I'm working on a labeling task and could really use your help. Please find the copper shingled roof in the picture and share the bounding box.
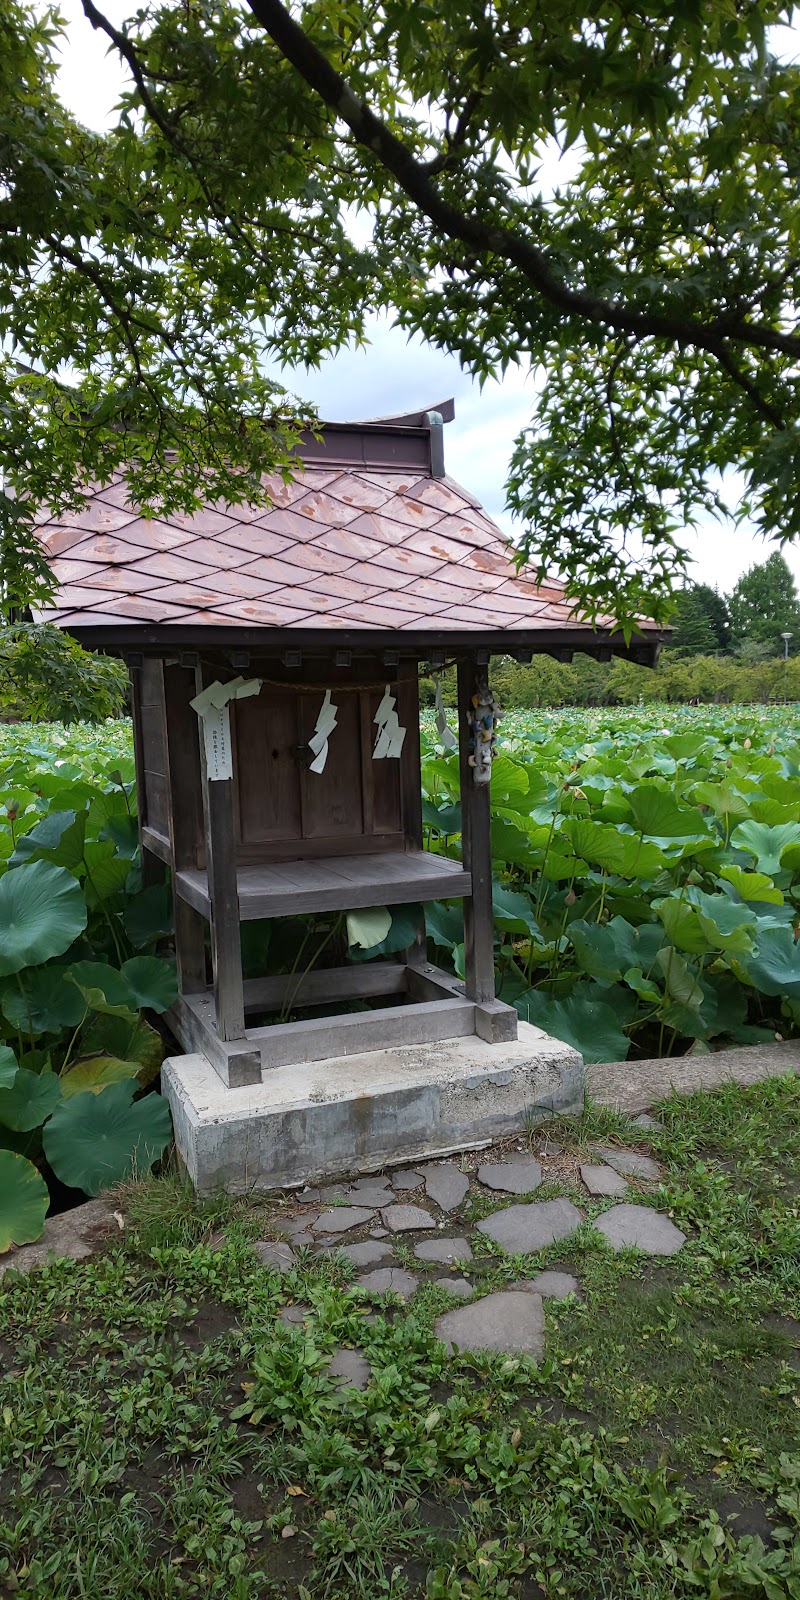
[35,407,664,654]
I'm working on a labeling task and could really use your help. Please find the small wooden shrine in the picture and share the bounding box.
[39,402,665,1092]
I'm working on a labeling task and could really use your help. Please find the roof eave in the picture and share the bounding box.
[48,619,668,667]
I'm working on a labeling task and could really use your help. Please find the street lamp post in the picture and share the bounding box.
[781,631,792,701]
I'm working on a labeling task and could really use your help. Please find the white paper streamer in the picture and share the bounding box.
[373,683,406,760]
[189,677,263,782]
[309,689,338,773]
[434,675,457,750]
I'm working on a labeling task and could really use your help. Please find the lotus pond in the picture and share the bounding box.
[1,701,799,1249]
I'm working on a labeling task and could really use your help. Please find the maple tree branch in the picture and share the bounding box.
[244,0,800,363]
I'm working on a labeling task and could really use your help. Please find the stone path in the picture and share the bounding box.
[255,1142,691,1359]
[14,1141,691,1371]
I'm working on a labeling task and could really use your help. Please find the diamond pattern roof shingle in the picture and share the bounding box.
[36,462,661,647]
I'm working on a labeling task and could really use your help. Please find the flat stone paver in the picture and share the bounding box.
[391,1169,423,1191]
[536,1139,563,1156]
[593,1204,686,1256]
[254,1241,296,1271]
[356,1267,419,1300]
[313,1207,375,1234]
[279,1214,320,1242]
[514,1271,581,1300]
[345,1186,393,1208]
[370,1228,389,1239]
[415,1236,473,1265]
[350,1175,391,1194]
[421,1163,470,1211]
[631,1114,665,1132]
[594,1146,660,1181]
[476,1199,584,1254]
[336,1240,394,1268]
[381,1203,437,1232]
[580,1163,628,1198]
[317,1183,349,1202]
[477,1159,542,1195]
[327,1349,371,1390]
[296,1188,321,1204]
[435,1291,546,1357]
[434,1277,474,1299]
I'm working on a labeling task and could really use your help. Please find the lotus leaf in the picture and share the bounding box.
[516,984,630,1064]
[423,801,462,835]
[67,961,139,1020]
[123,881,174,947]
[424,901,463,951]
[81,841,134,905]
[61,1056,141,1097]
[76,1014,164,1086]
[346,907,392,951]
[735,927,800,1000]
[43,1080,172,1195]
[347,904,424,961]
[656,948,703,1011]
[0,860,87,977]
[490,756,529,804]
[628,785,708,840]
[120,956,178,1014]
[10,808,86,869]
[692,782,751,821]
[491,885,539,935]
[1,966,87,1035]
[0,1047,17,1090]
[731,821,800,877]
[720,866,784,906]
[0,1068,61,1132]
[655,895,713,955]
[0,1151,50,1252]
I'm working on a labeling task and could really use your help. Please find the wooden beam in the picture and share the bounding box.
[457,656,496,1005]
[167,996,261,1088]
[195,666,246,1041]
[242,961,407,1013]
[408,962,517,1042]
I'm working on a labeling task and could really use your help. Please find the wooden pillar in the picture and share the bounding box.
[163,663,207,996]
[398,660,427,967]
[457,655,496,1005]
[195,666,246,1041]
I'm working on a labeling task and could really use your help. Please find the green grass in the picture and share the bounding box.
[1,1077,799,1598]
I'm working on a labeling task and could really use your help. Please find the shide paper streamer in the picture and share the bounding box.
[433,674,457,751]
[308,689,338,774]
[189,677,262,781]
[373,685,406,760]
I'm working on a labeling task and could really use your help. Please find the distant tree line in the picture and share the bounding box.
[422,553,800,710]
[668,552,800,661]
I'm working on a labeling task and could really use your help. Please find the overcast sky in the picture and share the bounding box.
[52,1,800,596]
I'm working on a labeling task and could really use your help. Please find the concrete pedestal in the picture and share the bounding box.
[162,1023,584,1195]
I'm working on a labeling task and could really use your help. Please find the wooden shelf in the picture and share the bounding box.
[175,848,471,922]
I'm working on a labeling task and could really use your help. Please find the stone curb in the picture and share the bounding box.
[1,1196,125,1280]
[586,1040,800,1116]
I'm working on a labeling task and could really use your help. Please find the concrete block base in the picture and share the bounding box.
[162,1023,584,1196]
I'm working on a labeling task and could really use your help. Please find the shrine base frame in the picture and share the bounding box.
[167,959,519,1088]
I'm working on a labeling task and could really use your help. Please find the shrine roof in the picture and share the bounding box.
[35,404,666,661]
